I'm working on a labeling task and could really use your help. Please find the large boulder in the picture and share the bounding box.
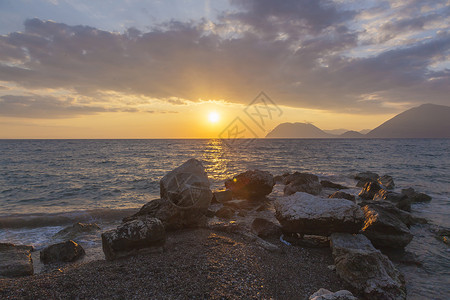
[355,171,379,188]
[212,190,232,203]
[360,202,413,248]
[373,189,410,211]
[309,288,357,300]
[275,192,364,236]
[160,158,212,209]
[53,222,100,239]
[283,172,322,196]
[377,175,395,190]
[124,159,213,230]
[358,181,382,200]
[360,200,424,227]
[225,170,274,200]
[330,233,406,300]
[40,240,85,264]
[0,243,34,278]
[102,217,165,260]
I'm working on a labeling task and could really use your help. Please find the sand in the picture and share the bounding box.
[0,228,355,299]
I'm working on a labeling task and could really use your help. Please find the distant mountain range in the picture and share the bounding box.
[266,103,450,138]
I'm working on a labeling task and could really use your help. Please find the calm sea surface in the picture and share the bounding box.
[0,139,449,298]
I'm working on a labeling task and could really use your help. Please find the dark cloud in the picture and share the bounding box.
[0,0,449,118]
[0,95,110,118]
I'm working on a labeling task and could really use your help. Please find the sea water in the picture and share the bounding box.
[0,139,449,298]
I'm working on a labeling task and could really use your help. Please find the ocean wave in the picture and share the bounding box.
[0,207,139,229]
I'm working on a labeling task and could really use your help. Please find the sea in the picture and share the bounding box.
[0,139,449,299]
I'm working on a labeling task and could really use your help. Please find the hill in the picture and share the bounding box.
[366,103,450,138]
[340,131,365,138]
[265,122,334,138]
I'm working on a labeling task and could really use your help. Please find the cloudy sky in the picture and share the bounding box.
[0,0,449,138]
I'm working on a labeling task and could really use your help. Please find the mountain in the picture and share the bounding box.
[265,122,334,138]
[340,130,365,138]
[359,129,371,135]
[323,128,350,135]
[366,103,450,138]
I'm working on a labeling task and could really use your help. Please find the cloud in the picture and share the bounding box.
[0,0,449,119]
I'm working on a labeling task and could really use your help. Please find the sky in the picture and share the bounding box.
[0,0,449,138]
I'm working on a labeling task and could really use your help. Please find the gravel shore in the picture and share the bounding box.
[0,228,354,299]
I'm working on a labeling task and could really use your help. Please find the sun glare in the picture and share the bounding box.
[208,111,220,123]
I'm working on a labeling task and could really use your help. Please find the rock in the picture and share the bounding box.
[283,172,322,196]
[275,192,364,236]
[160,158,212,209]
[382,249,423,266]
[40,240,85,264]
[123,198,208,230]
[237,211,248,217]
[309,288,357,300]
[0,243,34,278]
[355,171,379,181]
[401,187,432,203]
[330,233,406,300]
[205,209,215,218]
[373,189,410,211]
[101,217,165,260]
[251,218,282,238]
[378,175,395,189]
[356,178,374,188]
[215,206,235,219]
[53,222,100,239]
[358,181,381,200]
[212,190,233,203]
[360,200,422,227]
[282,233,329,248]
[328,191,355,201]
[360,202,413,248]
[225,170,274,200]
[320,180,348,190]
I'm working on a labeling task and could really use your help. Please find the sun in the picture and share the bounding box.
[208,111,220,123]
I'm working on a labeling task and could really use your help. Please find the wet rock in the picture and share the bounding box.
[275,192,364,236]
[330,233,406,300]
[320,180,348,190]
[283,172,322,196]
[309,288,357,300]
[401,187,432,203]
[360,202,413,248]
[378,175,395,190]
[358,181,382,200]
[0,243,34,278]
[160,158,212,209]
[373,189,410,211]
[101,217,165,260]
[251,218,282,238]
[40,240,85,264]
[53,222,100,239]
[215,207,235,219]
[225,170,274,200]
[123,198,208,230]
[328,191,355,201]
[212,190,232,203]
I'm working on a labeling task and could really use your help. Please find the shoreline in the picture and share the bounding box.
[0,228,354,299]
